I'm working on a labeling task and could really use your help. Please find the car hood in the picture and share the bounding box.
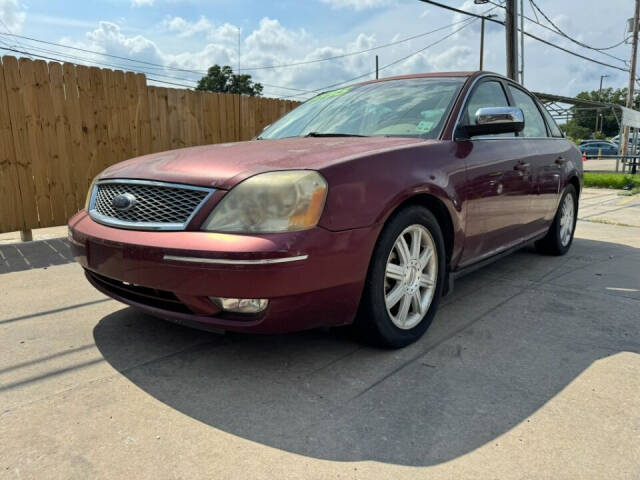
[98,137,425,190]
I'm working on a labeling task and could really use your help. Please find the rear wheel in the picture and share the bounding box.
[356,206,445,348]
[535,184,578,256]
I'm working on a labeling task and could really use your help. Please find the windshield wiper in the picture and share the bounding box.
[304,132,368,138]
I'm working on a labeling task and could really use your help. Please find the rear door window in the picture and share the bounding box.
[539,104,563,137]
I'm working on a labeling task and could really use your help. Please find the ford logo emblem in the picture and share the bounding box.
[111,193,136,211]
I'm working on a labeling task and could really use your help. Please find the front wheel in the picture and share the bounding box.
[356,206,446,348]
[535,184,578,255]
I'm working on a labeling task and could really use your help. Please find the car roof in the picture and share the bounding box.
[351,71,482,89]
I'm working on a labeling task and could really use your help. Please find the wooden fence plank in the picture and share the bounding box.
[49,61,76,219]
[103,69,121,168]
[183,89,195,147]
[239,95,248,141]
[62,63,85,211]
[193,91,205,146]
[135,74,152,155]
[20,58,54,227]
[156,87,170,151]
[89,67,111,175]
[226,94,237,142]
[0,59,24,232]
[201,91,213,145]
[110,70,131,161]
[124,72,139,157]
[33,60,67,226]
[2,56,38,230]
[167,87,180,150]
[77,65,100,191]
[148,86,161,152]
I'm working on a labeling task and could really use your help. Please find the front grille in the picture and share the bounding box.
[90,180,213,230]
[87,270,192,314]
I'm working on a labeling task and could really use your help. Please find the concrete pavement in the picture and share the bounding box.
[578,188,640,227]
[0,191,639,479]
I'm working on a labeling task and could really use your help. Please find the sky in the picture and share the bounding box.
[0,0,635,100]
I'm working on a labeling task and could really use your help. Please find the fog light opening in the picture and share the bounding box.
[210,297,269,314]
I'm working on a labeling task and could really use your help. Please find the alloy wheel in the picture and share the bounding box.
[559,192,575,247]
[384,224,438,330]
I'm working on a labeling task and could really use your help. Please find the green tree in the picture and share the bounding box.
[563,87,640,139]
[196,65,263,97]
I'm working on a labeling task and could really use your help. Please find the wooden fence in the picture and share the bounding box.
[0,55,300,235]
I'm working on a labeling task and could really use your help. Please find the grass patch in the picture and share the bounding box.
[583,172,640,193]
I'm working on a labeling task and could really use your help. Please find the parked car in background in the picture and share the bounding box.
[611,134,639,153]
[579,140,619,157]
[68,71,582,348]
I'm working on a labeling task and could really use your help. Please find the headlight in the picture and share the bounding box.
[84,177,98,210]
[201,170,328,233]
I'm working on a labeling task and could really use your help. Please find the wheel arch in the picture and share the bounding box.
[383,193,456,269]
[568,174,581,197]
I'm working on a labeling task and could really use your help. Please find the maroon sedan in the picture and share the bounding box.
[68,71,582,348]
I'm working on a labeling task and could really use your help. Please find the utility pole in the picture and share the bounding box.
[505,0,519,81]
[480,16,486,70]
[376,55,379,79]
[621,0,640,158]
[519,0,524,83]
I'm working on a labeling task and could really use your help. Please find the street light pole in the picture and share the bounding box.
[598,74,609,101]
[597,75,609,134]
[479,14,497,71]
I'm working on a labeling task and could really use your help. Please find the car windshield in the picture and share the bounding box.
[259,77,466,140]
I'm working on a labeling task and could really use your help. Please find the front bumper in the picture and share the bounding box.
[68,211,380,333]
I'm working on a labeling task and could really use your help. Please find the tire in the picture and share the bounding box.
[355,206,446,348]
[535,184,578,256]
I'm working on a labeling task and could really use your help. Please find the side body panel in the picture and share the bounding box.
[454,138,537,266]
[318,141,467,268]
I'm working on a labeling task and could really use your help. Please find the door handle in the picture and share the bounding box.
[514,161,530,171]
[554,156,567,165]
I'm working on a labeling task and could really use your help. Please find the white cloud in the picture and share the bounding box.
[208,22,240,45]
[161,15,212,37]
[0,0,26,33]
[131,0,154,7]
[320,0,393,11]
[82,21,166,66]
[55,0,632,101]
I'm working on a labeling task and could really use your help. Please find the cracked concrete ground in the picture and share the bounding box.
[0,190,639,479]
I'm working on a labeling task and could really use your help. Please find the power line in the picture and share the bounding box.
[0,31,205,74]
[486,0,628,63]
[0,13,492,95]
[237,17,473,71]
[0,16,477,75]
[417,0,630,74]
[0,18,34,59]
[0,44,312,98]
[280,16,480,99]
[528,0,629,52]
[0,46,198,88]
[0,33,315,94]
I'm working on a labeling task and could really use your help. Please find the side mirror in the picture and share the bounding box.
[456,107,524,139]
